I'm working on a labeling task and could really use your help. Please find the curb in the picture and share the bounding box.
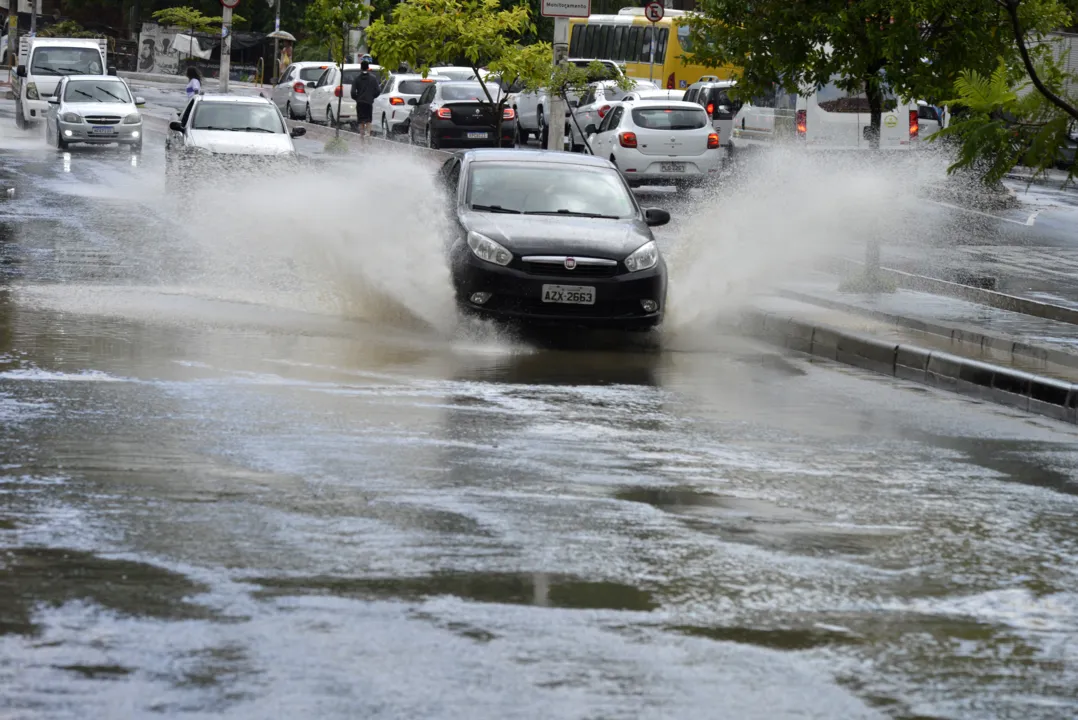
[776,287,1078,372]
[742,308,1078,424]
[283,119,451,163]
[824,257,1078,327]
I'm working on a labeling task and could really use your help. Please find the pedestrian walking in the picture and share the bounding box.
[185,66,202,99]
[350,60,380,138]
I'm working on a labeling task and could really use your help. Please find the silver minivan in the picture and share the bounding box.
[683,78,740,149]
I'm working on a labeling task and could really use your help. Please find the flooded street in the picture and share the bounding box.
[2,105,1078,719]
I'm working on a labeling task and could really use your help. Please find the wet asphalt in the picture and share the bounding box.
[1,93,1078,719]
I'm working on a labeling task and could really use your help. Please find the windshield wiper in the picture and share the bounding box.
[470,204,521,214]
[57,67,84,74]
[32,66,60,75]
[238,127,276,133]
[195,126,233,131]
[95,86,125,102]
[71,89,95,100]
[526,210,620,219]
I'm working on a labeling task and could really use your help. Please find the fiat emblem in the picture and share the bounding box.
[564,257,577,270]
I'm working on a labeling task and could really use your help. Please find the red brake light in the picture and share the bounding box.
[706,102,714,116]
[293,81,306,94]
[619,131,637,148]
[334,86,342,97]
[503,107,515,120]
[707,132,719,149]
[390,97,405,106]
[437,107,453,119]
[598,104,611,118]
[421,78,433,82]
[666,72,675,90]
[909,109,919,139]
[796,109,807,136]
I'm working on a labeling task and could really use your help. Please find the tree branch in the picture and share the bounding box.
[1004,0,1078,123]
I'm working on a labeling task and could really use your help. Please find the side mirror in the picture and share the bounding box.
[47,96,60,105]
[584,124,598,136]
[306,81,316,89]
[108,66,117,76]
[643,208,670,227]
[169,120,184,132]
[290,126,306,138]
[16,65,26,78]
[569,100,579,108]
[407,98,418,106]
[135,97,146,107]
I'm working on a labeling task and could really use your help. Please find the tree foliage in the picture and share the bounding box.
[38,20,100,38]
[151,6,244,34]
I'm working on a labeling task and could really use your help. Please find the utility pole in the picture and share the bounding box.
[272,0,281,82]
[30,0,38,37]
[546,16,568,151]
[220,6,233,92]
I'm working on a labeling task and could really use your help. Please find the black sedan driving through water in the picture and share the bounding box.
[440,149,670,330]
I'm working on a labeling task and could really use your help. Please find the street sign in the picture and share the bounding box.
[541,0,590,18]
[643,1,664,22]
[220,0,241,8]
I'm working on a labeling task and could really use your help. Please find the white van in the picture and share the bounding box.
[794,75,939,148]
[731,83,799,144]
[13,37,112,129]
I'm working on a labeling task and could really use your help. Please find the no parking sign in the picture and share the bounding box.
[643,1,664,22]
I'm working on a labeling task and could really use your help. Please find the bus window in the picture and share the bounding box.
[612,26,625,62]
[602,26,617,59]
[640,26,653,63]
[584,25,599,57]
[657,28,669,63]
[676,23,692,54]
[570,25,584,56]
[626,26,641,62]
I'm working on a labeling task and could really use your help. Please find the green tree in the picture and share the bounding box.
[38,20,100,38]
[304,0,368,138]
[152,6,245,65]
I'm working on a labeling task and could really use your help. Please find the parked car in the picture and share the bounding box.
[270,61,331,119]
[372,73,450,137]
[409,80,516,149]
[584,100,721,188]
[514,59,626,145]
[438,148,670,331]
[568,79,658,151]
[305,63,383,127]
[428,66,488,82]
[44,74,144,152]
[165,95,306,181]
[684,78,739,150]
[620,89,685,103]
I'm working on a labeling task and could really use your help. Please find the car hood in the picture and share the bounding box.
[187,129,295,155]
[63,101,137,117]
[460,211,653,258]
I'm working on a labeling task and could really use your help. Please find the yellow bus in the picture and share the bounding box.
[567,8,738,91]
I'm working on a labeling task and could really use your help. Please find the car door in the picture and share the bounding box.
[45,76,65,138]
[590,103,620,157]
[310,68,333,121]
[272,64,295,110]
[411,85,436,140]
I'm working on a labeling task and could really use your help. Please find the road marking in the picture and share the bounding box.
[927,199,1036,227]
[1025,209,1043,226]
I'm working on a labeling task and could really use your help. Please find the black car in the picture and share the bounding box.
[409,81,517,149]
[439,149,671,331]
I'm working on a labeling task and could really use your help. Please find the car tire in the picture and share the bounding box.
[14,100,26,130]
[285,101,294,119]
[327,105,335,128]
[425,124,439,150]
[539,122,549,149]
[305,104,314,124]
[56,124,68,151]
[381,114,389,138]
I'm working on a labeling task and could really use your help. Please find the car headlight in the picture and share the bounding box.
[26,83,39,100]
[61,112,82,123]
[123,113,141,124]
[466,231,512,266]
[624,240,659,273]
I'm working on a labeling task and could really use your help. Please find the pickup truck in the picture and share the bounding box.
[12,36,113,129]
[513,59,623,145]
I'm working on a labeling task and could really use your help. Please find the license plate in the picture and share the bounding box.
[660,162,686,172]
[541,284,595,305]
[467,131,488,139]
[90,126,116,135]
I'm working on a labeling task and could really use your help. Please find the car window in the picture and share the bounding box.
[281,65,294,83]
[63,79,132,103]
[596,108,615,133]
[609,106,625,128]
[817,75,897,113]
[579,88,596,107]
[341,69,363,85]
[441,83,503,101]
[631,106,708,130]
[468,163,636,218]
[31,46,103,76]
[438,158,461,194]
[918,105,939,122]
[191,102,285,133]
[419,86,435,105]
[399,79,438,95]
[299,66,327,82]
[684,88,699,103]
[605,84,631,102]
[315,69,331,88]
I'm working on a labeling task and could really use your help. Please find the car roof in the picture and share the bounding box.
[690,80,736,88]
[395,73,449,80]
[292,61,332,67]
[61,74,127,82]
[621,99,706,109]
[460,148,615,169]
[196,94,274,105]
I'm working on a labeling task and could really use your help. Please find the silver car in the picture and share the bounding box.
[44,74,144,152]
[270,61,332,120]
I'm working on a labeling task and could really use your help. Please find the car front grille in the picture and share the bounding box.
[519,261,619,278]
[84,115,122,125]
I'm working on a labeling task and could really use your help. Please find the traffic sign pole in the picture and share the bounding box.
[541,0,591,152]
[643,1,664,86]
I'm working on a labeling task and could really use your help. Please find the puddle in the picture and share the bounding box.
[673,624,861,651]
[251,571,659,612]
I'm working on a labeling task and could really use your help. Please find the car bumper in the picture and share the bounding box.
[24,98,49,119]
[620,155,721,184]
[430,119,517,147]
[386,108,414,132]
[59,120,142,144]
[450,243,666,329]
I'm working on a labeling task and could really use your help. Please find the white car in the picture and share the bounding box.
[569,79,658,150]
[585,100,721,188]
[44,74,144,152]
[305,63,383,127]
[620,89,685,102]
[514,59,626,144]
[270,60,331,119]
[427,66,487,82]
[372,73,449,137]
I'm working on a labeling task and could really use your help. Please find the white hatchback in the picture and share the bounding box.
[372,73,449,137]
[305,63,382,127]
[585,100,721,188]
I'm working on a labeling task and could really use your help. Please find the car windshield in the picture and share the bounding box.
[631,107,707,130]
[341,69,364,85]
[299,66,327,81]
[468,163,636,218]
[30,47,103,76]
[63,80,131,103]
[442,83,504,101]
[191,102,284,133]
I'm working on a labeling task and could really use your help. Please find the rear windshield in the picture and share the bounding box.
[64,79,131,103]
[817,77,898,113]
[399,79,438,94]
[341,69,363,85]
[299,67,327,81]
[631,107,707,130]
[442,83,502,101]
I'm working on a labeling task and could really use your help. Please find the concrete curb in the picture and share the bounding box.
[824,257,1078,327]
[777,287,1078,372]
[283,119,451,164]
[742,308,1078,424]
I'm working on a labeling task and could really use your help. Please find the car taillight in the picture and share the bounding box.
[437,107,453,119]
[598,104,611,118]
[707,132,719,149]
[666,72,675,89]
[503,107,515,120]
[909,109,919,139]
[390,97,405,106]
[706,102,714,116]
[796,109,807,136]
[293,81,306,94]
[619,131,637,148]
[334,86,342,97]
